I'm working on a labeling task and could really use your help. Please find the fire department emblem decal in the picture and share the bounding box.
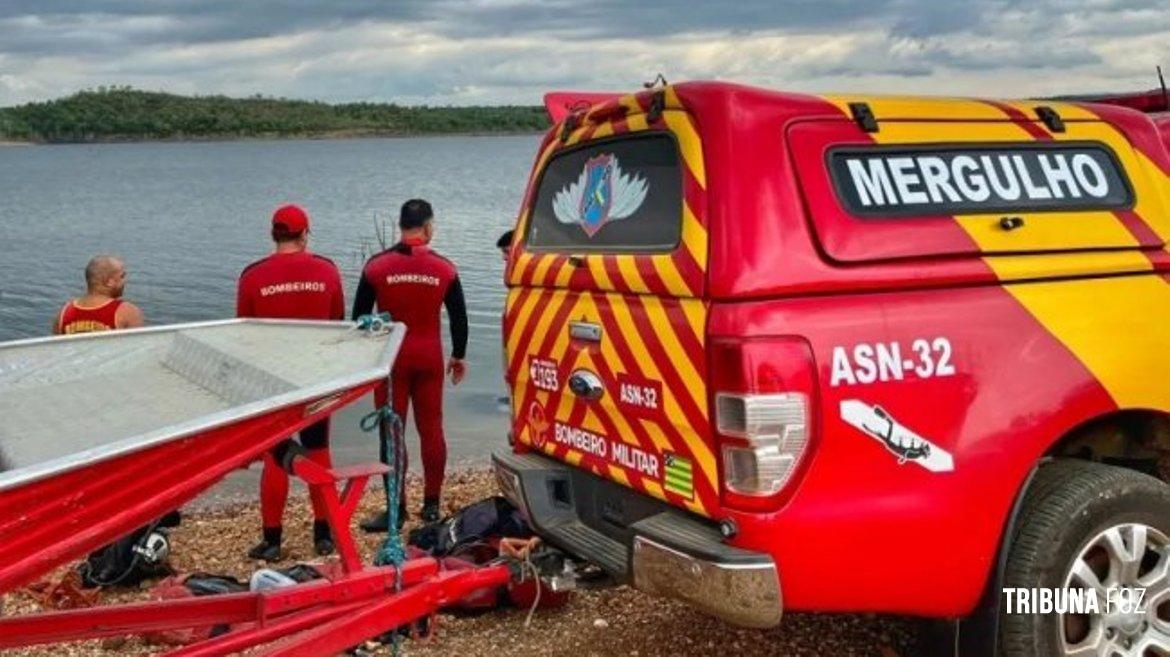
[552,153,648,237]
[526,401,550,450]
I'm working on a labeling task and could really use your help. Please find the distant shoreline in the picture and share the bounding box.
[0,129,545,146]
[1,88,551,145]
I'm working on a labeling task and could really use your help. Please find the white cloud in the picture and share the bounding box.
[0,1,1167,106]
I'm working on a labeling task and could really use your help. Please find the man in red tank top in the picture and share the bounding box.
[237,204,345,561]
[352,199,468,531]
[54,255,145,335]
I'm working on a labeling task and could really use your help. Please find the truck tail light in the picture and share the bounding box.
[711,337,818,512]
[716,393,808,495]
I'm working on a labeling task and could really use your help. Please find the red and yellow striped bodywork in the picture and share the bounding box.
[803,93,1170,413]
[505,82,1170,617]
[504,87,718,517]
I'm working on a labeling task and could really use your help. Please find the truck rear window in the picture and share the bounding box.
[527,133,682,252]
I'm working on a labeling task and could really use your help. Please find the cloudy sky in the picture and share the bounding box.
[1,0,1167,107]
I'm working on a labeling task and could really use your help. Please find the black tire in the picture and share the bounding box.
[999,458,1170,657]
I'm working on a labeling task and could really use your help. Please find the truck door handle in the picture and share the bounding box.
[999,216,1025,231]
[568,370,605,401]
[568,321,602,342]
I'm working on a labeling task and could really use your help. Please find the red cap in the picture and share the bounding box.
[272,204,309,234]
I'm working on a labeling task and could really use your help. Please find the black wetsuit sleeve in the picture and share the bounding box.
[352,270,377,320]
[444,275,468,360]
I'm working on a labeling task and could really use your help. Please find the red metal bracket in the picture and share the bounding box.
[0,446,516,655]
[290,456,388,574]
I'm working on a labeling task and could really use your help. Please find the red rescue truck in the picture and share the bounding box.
[494,82,1170,656]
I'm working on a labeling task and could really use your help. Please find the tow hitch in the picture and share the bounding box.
[505,539,579,594]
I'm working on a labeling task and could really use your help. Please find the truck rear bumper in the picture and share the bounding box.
[492,450,782,628]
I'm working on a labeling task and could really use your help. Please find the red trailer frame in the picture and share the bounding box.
[0,451,518,655]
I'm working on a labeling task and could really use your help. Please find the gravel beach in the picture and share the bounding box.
[1,469,921,657]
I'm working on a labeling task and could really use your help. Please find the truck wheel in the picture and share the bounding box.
[1000,459,1170,657]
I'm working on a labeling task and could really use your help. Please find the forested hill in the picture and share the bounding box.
[0,87,550,143]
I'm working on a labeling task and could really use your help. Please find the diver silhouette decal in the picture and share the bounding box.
[839,399,955,473]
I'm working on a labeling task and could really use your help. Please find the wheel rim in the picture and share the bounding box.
[1061,523,1170,656]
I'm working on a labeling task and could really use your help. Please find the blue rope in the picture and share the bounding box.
[361,403,407,653]
[362,405,407,567]
[354,312,392,332]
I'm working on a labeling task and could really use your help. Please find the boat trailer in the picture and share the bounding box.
[0,320,566,654]
[0,442,556,655]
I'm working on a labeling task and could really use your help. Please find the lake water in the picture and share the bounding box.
[0,135,540,503]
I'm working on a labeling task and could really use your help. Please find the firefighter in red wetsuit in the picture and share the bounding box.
[237,204,345,561]
[353,199,468,530]
[54,255,145,334]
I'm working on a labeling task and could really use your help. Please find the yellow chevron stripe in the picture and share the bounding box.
[529,255,557,285]
[1002,275,1170,410]
[535,136,560,167]
[534,295,586,459]
[642,479,668,503]
[505,287,545,358]
[595,388,652,447]
[680,298,706,343]
[592,122,614,139]
[542,291,578,368]
[590,299,690,457]
[681,204,708,271]
[587,255,615,289]
[509,251,534,286]
[990,100,1100,121]
[582,407,605,434]
[553,258,575,287]
[574,296,642,448]
[638,419,674,453]
[963,210,1141,252]
[564,124,592,146]
[605,293,717,488]
[922,102,1170,412]
[829,95,1170,419]
[615,256,650,293]
[607,465,631,487]
[587,311,675,455]
[820,95,1017,121]
[651,254,690,296]
[641,296,708,418]
[566,299,708,514]
[621,95,650,131]
[1130,149,1170,244]
[983,250,1152,280]
[662,96,706,188]
[1046,110,1170,243]
[515,292,574,407]
[859,120,1153,253]
[993,117,1166,246]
